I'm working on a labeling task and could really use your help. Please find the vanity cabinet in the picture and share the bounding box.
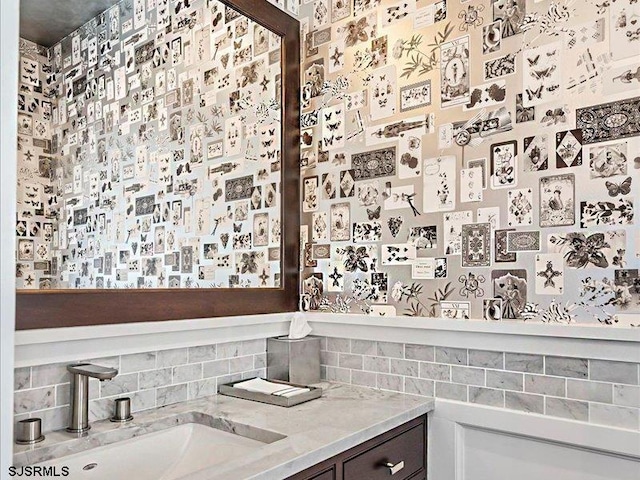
[287,415,427,480]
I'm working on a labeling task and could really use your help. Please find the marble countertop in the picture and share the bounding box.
[14,382,434,479]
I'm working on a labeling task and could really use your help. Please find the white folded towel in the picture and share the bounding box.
[232,378,311,397]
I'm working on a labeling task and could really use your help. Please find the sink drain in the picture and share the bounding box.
[83,463,98,471]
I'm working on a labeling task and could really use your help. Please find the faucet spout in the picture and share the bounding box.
[66,363,118,433]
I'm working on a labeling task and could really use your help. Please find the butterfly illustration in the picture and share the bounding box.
[324,134,343,146]
[327,122,340,131]
[547,84,560,92]
[234,40,242,50]
[324,112,332,122]
[531,66,556,80]
[344,17,371,47]
[605,177,632,197]
[527,54,540,67]
[268,128,275,136]
[141,234,147,242]
[233,223,242,233]
[525,86,543,101]
[366,205,381,220]
[262,139,273,148]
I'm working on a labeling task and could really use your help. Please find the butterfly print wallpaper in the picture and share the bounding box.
[297,0,639,325]
[16,0,284,290]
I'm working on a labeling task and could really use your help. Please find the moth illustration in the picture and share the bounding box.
[605,177,632,197]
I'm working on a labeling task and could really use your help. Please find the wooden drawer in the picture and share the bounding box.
[343,423,425,480]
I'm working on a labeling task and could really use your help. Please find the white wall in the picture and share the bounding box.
[1,0,19,470]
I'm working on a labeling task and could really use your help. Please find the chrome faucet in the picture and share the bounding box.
[66,363,118,433]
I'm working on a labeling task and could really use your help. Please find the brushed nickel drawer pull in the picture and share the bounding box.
[385,460,405,475]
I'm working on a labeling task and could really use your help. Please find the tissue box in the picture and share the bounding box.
[267,336,321,385]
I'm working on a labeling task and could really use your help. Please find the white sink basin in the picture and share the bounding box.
[36,422,271,479]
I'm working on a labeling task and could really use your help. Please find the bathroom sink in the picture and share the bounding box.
[35,422,274,479]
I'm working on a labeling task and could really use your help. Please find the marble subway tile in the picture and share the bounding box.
[566,379,612,403]
[120,352,156,373]
[203,359,230,378]
[324,366,350,383]
[404,377,435,397]
[172,363,203,384]
[241,339,266,355]
[229,355,255,374]
[156,348,188,368]
[14,387,55,414]
[590,360,639,385]
[326,337,350,353]
[469,350,504,370]
[320,365,327,380]
[88,398,114,422]
[435,347,468,365]
[14,367,31,391]
[405,344,435,362]
[351,370,377,388]
[156,384,188,407]
[451,366,485,386]
[435,382,468,402]
[545,356,588,379]
[525,374,566,397]
[100,373,138,398]
[363,356,390,373]
[131,389,156,413]
[38,406,69,432]
[486,370,523,391]
[188,344,217,363]
[545,397,588,422]
[377,341,404,359]
[390,359,419,377]
[589,403,640,430]
[351,339,377,355]
[31,363,69,387]
[613,384,640,408]
[139,368,172,390]
[317,337,328,351]
[469,387,504,407]
[217,341,242,359]
[338,353,364,370]
[189,378,218,400]
[320,350,338,367]
[505,391,544,414]
[217,373,243,386]
[254,353,267,370]
[377,373,403,392]
[243,369,266,379]
[504,353,543,373]
[420,362,451,382]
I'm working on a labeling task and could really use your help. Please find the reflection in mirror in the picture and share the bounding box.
[17,0,284,291]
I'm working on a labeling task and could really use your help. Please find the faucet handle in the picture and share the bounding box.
[68,363,118,380]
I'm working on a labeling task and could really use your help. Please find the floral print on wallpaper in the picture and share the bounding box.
[16,0,284,290]
[297,0,640,325]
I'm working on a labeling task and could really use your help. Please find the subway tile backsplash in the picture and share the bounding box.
[320,337,640,431]
[14,339,266,433]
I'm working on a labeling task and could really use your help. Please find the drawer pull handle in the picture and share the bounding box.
[385,461,405,475]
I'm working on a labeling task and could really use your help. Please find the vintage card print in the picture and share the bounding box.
[507,188,533,227]
[535,253,564,295]
[495,229,516,263]
[490,141,517,189]
[483,298,503,321]
[353,221,382,242]
[408,226,438,250]
[381,244,416,265]
[614,269,640,312]
[352,147,396,181]
[327,261,345,292]
[556,129,583,168]
[580,199,634,228]
[400,80,431,112]
[443,210,473,256]
[589,141,628,178]
[423,155,457,213]
[539,174,575,227]
[302,176,319,212]
[482,20,502,54]
[464,80,506,111]
[523,135,548,171]
[484,53,516,81]
[460,167,483,203]
[368,65,398,120]
[440,301,470,319]
[492,269,527,319]
[576,97,640,145]
[440,36,470,108]
[548,230,626,269]
[507,231,541,252]
[522,42,562,108]
[610,0,640,61]
[461,223,491,267]
[330,202,350,241]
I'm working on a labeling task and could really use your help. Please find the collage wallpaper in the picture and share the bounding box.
[296,0,640,325]
[16,0,284,290]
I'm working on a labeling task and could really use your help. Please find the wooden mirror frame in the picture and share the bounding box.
[16,0,300,330]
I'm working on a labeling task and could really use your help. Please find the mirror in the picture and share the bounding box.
[15,0,300,329]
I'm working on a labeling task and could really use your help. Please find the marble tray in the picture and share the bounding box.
[218,378,323,407]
